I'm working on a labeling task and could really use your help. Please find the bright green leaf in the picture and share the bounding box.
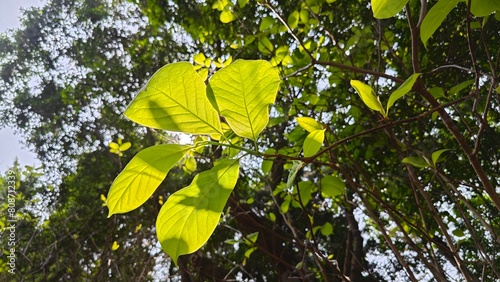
[296,117,322,132]
[125,62,222,138]
[371,0,409,19]
[288,10,300,29]
[193,53,206,65]
[421,0,460,48]
[449,79,474,96]
[431,149,450,165]
[428,87,446,99]
[470,0,500,17]
[350,80,386,116]
[321,222,334,236]
[386,73,420,114]
[220,10,237,23]
[258,37,274,55]
[107,144,190,216]
[259,16,275,31]
[402,156,430,169]
[320,175,345,198]
[156,159,240,265]
[209,60,281,141]
[238,0,249,8]
[303,129,325,157]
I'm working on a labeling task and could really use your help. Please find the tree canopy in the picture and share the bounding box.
[1,0,500,281]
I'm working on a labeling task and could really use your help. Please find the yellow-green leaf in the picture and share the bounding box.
[209,60,281,141]
[303,129,325,157]
[107,144,190,216]
[386,73,420,115]
[124,62,222,138]
[296,117,322,132]
[156,159,240,265]
[111,241,120,251]
[220,10,236,23]
[470,0,500,17]
[350,80,385,116]
[421,0,460,48]
[371,0,409,19]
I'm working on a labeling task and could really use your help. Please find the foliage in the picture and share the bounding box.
[1,0,500,281]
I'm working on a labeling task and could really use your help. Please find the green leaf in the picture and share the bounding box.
[209,60,281,141]
[261,148,276,173]
[471,0,500,17]
[421,0,460,48]
[288,10,299,29]
[371,0,409,19]
[320,175,345,198]
[220,10,237,23]
[449,79,474,96]
[107,144,190,217]
[238,0,249,8]
[156,159,240,265]
[431,149,450,165]
[125,62,222,138]
[350,80,386,116]
[303,129,325,157]
[287,161,305,190]
[296,117,322,132]
[320,222,334,236]
[402,156,430,169]
[258,37,274,55]
[386,73,420,114]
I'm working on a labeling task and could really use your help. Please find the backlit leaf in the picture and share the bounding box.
[421,0,460,48]
[156,159,240,265]
[296,117,322,132]
[124,62,222,138]
[107,144,190,216]
[431,149,450,165]
[209,60,281,141]
[402,156,430,169]
[220,10,237,23]
[470,0,500,17]
[350,80,386,116]
[303,129,325,157]
[371,0,409,19]
[386,73,420,114]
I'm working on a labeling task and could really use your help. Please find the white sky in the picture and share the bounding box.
[0,0,45,172]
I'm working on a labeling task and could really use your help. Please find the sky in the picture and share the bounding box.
[0,0,45,173]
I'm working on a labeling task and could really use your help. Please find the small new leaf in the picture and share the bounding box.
[431,149,450,166]
[350,80,386,117]
[402,156,430,169]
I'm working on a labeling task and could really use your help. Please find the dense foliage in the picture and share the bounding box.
[1,0,499,281]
